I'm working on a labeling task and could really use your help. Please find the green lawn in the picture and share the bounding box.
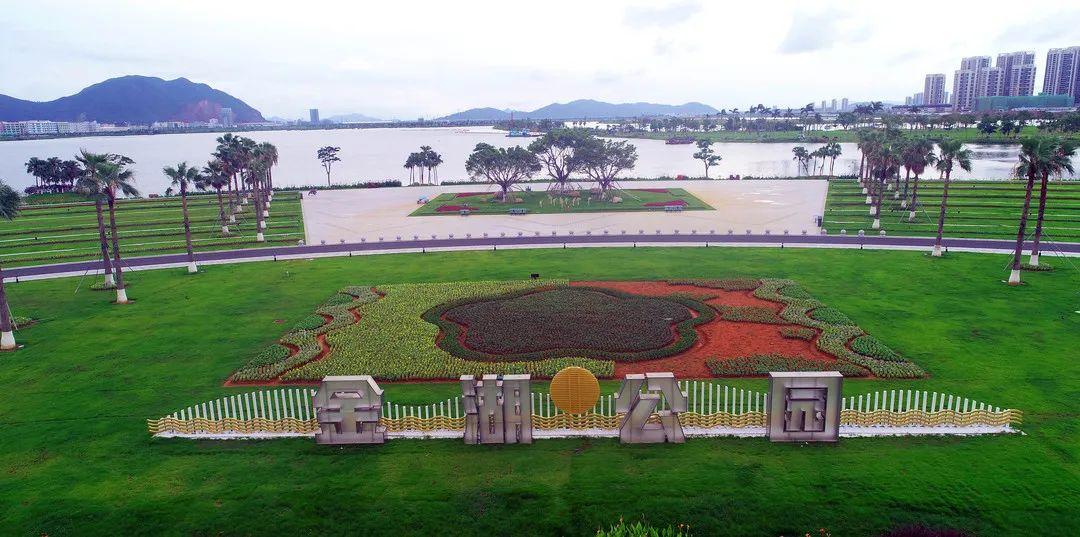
[0,191,305,267]
[1,247,1078,535]
[823,179,1080,241]
[409,188,712,216]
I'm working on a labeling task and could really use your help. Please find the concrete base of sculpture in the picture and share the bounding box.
[313,375,387,445]
[766,371,842,443]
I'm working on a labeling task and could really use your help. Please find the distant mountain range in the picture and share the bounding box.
[437,99,718,121]
[326,112,385,123]
[0,76,265,124]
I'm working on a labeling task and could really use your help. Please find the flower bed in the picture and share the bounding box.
[427,286,714,362]
[281,280,615,382]
[706,355,868,377]
[643,199,688,207]
[780,327,816,340]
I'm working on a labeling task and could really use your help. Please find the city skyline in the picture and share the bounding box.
[4,0,1080,119]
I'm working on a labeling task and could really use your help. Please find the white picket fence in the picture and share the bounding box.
[840,389,1004,414]
[165,388,317,422]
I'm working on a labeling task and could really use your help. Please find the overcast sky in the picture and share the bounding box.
[4,0,1080,119]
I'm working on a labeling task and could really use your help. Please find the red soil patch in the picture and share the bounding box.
[572,281,842,378]
[435,204,470,212]
[454,192,490,198]
[643,199,687,207]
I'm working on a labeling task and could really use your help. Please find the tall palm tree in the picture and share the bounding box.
[202,159,231,235]
[213,133,244,216]
[74,150,116,287]
[0,180,21,350]
[1008,137,1057,284]
[791,146,810,176]
[257,142,279,204]
[163,162,204,273]
[901,137,937,220]
[931,139,973,257]
[1019,136,1071,265]
[100,160,139,303]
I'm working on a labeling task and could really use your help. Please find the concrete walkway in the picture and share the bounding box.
[300,180,829,244]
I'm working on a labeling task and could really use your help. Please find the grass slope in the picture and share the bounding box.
[409,188,712,216]
[0,191,305,267]
[0,247,1077,535]
[824,179,1080,242]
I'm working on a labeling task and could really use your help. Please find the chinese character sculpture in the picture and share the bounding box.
[766,371,842,443]
[614,372,687,444]
[461,374,533,444]
[313,375,386,445]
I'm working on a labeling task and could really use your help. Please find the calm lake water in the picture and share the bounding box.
[0,126,1064,195]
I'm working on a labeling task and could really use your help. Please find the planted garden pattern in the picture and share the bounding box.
[231,278,924,383]
[409,188,712,216]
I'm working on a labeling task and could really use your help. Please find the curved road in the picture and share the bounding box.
[7,233,1080,280]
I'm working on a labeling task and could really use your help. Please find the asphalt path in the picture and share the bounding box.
[6,232,1079,280]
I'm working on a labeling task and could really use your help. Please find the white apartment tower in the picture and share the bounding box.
[952,56,990,111]
[996,51,1037,96]
[1044,46,1080,104]
[923,73,946,105]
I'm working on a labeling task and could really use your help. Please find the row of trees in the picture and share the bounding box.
[465,129,638,200]
[791,142,842,176]
[404,146,444,185]
[23,157,83,194]
[853,128,1076,284]
[1,134,280,350]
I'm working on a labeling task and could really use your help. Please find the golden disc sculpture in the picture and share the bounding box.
[549,366,601,414]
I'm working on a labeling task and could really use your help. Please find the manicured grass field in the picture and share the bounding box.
[824,179,1080,242]
[409,188,712,216]
[1,247,1077,535]
[0,191,305,267]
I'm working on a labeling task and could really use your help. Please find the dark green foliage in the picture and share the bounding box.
[427,286,715,362]
[245,344,291,367]
[668,278,760,291]
[705,354,868,377]
[809,306,856,325]
[850,335,904,362]
[780,327,816,340]
[292,314,327,332]
[713,304,785,323]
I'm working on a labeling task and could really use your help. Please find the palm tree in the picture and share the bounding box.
[163,162,204,273]
[0,180,21,350]
[213,133,245,216]
[202,159,231,235]
[901,137,937,220]
[1007,137,1056,284]
[100,160,139,303]
[931,139,973,257]
[257,142,279,204]
[1018,137,1077,269]
[74,150,116,287]
[791,146,810,176]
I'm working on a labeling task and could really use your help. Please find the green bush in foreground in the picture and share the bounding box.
[596,520,691,537]
[706,354,868,377]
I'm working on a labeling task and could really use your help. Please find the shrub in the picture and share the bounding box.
[850,335,903,362]
[705,355,867,377]
[667,278,760,291]
[596,520,690,537]
[808,307,855,326]
[713,305,784,323]
[292,314,327,331]
[780,327,816,340]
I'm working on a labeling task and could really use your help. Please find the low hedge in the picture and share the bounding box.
[850,335,904,362]
[808,307,856,326]
[712,304,785,323]
[667,278,760,291]
[705,355,867,377]
[780,327,816,340]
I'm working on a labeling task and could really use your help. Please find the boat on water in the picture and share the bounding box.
[665,136,696,145]
[506,129,539,137]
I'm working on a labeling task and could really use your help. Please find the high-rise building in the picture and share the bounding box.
[841,98,849,111]
[952,69,979,111]
[219,107,235,126]
[1043,46,1080,104]
[977,66,1005,98]
[996,51,1036,96]
[915,92,925,105]
[309,108,320,123]
[923,73,946,105]
[831,98,837,111]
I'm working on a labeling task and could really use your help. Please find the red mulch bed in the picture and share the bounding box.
[643,199,687,207]
[454,192,490,198]
[435,204,470,212]
[572,281,841,378]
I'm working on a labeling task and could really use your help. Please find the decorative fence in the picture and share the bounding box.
[148,383,1021,438]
